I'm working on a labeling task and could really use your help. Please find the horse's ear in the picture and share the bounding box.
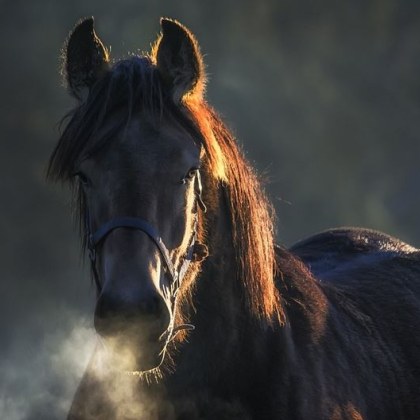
[152,18,206,103]
[63,17,110,101]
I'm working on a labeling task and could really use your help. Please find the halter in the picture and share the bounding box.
[85,170,206,299]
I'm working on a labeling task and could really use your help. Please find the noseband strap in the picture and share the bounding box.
[88,216,198,294]
[89,217,178,281]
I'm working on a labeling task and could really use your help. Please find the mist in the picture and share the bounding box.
[0,310,95,419]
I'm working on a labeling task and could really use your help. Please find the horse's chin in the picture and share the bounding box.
[93,333,167,378]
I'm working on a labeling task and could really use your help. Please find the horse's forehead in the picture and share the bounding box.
[115,117,199,166]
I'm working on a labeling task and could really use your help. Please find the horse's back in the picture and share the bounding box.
[290,227,420,281]
[285,227,420,418]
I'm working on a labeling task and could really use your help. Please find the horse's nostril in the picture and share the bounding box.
[138,295,165,316]
[94,290,169,338]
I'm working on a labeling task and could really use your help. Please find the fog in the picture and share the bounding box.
[0,311,94,419]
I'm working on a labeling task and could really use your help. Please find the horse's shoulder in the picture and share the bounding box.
[288,227,420,278]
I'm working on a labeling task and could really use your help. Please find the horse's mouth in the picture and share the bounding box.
[92,317,195,378]
[93,327,168,376]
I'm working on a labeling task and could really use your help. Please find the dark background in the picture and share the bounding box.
[2,1,420,418]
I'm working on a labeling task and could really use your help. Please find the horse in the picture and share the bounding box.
[49,17,420,419]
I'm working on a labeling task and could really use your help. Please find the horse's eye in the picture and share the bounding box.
[73,172,90,186]
[187,168,198,179]
[181,168,198,184]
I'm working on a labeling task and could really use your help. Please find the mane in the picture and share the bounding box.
[48,55,284,324]
[184,101,284,324]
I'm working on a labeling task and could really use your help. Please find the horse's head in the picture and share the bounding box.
[51,18,281,381]
[50,18,209,372]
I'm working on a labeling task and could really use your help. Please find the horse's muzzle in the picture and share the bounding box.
[94,288,171,370]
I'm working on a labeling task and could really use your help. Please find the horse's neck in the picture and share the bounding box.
[173,209,329,393]
[192,189,327,341]
[169,188,273,394]
[165,185,331,412]
[166,189,239,374]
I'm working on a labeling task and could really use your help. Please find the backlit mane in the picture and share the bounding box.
[185,100,284,323]
[48,55,283,324]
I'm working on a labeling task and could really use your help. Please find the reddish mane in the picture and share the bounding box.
[185,99,284,324]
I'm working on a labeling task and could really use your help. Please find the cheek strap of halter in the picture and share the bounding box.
[195,170,207,213]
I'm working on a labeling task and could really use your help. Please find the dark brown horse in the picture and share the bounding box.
[49,17,420,419]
